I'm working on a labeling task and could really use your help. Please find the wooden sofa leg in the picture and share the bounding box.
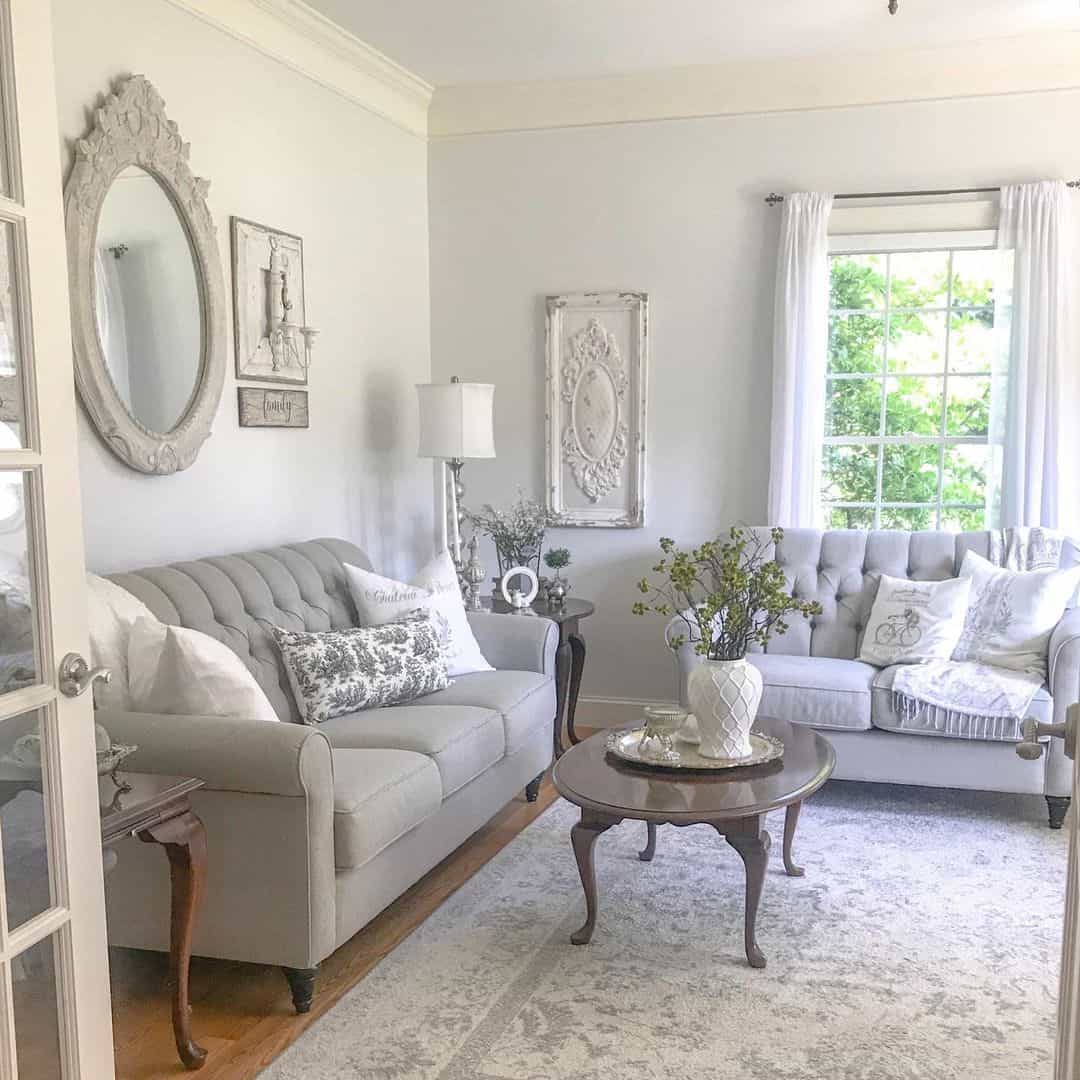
[283,966,318,1014]
[525,773,544,803]
[1047,796,1071,831]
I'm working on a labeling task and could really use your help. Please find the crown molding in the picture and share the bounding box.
[430,31,1080,138]
[164,0,433,138]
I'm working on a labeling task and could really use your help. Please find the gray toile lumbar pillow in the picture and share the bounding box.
[272,611,450,724]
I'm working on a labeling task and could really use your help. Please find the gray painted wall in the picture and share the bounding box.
[428,91,1080,707]
[54,0,434,579]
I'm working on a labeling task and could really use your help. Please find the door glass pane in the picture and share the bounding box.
[0,470,36,695]
[0,220,25,445]
[0,708,55,930]
[13,933,65,1080]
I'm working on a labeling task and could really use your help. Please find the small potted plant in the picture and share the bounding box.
[467,492,553,590]
[633,527,820,759]
[543,547,572,606]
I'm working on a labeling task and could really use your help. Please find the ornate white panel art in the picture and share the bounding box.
[231,217,308,384]
[546,291,647,528]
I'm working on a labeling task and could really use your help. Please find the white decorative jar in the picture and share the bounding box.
[686,658,763,759]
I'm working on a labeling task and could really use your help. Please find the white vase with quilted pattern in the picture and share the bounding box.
[687,658,762,759]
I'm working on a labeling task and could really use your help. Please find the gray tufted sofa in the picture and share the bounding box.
[675,528,1080,828]
[95,539,557,1012]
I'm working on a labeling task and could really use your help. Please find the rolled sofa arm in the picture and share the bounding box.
[1045,610,1080,798]
[467,611,558,675]
[96,709,333,796]
[96,710,336,969]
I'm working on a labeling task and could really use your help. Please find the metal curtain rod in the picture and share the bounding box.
[764,181,1080,206]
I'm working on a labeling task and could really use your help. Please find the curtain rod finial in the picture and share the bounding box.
[765,192,785,206]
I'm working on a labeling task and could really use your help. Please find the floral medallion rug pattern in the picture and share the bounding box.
[262,782,1067,1080]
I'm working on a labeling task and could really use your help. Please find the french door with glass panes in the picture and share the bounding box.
[0,0,116,1076]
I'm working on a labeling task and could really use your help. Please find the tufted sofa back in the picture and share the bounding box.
[108,538,369,722]
[757,528,1080,660]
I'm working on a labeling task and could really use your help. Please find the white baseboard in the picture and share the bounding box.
[575,696,675,729]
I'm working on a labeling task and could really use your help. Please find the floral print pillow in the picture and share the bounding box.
[272,612,450,724]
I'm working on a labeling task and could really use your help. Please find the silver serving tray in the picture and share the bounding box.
[606,728,784,771]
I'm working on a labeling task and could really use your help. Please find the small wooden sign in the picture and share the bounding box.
[238,388,309,428]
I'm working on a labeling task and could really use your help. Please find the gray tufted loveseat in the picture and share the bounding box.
[675,528,1080,829]
[96,539,557,1012]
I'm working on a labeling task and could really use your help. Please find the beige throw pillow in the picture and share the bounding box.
[859,574,972,667]
[952,550,1080,680]
[86,573,157,710]
[127,617,279,723]
[344,550,492,677]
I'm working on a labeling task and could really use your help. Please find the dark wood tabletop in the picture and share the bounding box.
[553,716,836,822]
[99,773,203,845]
[484,596,595,623]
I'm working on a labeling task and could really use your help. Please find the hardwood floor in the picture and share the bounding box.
[110,771,564,1079]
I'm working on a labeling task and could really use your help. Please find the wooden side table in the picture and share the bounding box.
[485,596,595,757]
[101,773,208,1071]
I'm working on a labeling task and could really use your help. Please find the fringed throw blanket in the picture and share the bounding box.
[891,660,1043,742]
[890,527,1064,741]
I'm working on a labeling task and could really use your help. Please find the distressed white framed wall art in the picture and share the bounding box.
[546,291,647,528]
[231,216,308,384]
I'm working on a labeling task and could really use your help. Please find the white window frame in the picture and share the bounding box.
[824,228,1003,530]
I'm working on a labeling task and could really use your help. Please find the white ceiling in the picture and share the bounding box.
[306,0,1080,87]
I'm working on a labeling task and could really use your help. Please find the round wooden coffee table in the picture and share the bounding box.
[552,715,835,968]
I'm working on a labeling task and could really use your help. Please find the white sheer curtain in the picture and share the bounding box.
[997,180,1077,530]
[767,192,833,526]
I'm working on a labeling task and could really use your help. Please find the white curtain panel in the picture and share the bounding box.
[767,192,833,527]
[997,180,1077,530]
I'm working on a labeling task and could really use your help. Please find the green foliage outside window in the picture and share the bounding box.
[824,248,1003,531]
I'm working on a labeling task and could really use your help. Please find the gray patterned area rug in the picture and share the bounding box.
[262,782,1067,1080]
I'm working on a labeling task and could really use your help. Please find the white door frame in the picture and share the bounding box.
[0,0,115,1074]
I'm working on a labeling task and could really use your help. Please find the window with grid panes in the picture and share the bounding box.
[822,237,1012,531]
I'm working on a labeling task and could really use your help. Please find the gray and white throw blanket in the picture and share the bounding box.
[891,527,1064,741]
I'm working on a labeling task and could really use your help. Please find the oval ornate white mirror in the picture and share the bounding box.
[64,75,226,474]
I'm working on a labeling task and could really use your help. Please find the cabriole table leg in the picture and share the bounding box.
[723,820,772,969]
[569,811,618,945]
[139,810,208,1070]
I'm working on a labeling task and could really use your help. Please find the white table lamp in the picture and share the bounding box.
[416,377,495,570]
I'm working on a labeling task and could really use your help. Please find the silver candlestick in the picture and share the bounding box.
[464,535,486,611]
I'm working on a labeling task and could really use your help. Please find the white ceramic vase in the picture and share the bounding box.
[686,657,763,759]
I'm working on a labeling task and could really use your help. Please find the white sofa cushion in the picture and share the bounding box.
[87,572,157,710]
[318,704,505,798]
[418,671,554,754]
[953,550,1080,680]
[344,551,493,677]
[859,574,971,666]
[128,617,279,724]
[871,664,1053,742]
[748,654,876,732]
[331,749,442,870]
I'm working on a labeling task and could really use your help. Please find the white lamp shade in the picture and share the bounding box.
[416,381,496,460]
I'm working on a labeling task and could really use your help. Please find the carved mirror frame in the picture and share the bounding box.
[64,74,226,474]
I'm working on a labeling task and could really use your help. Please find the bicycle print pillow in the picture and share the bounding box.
[859,573,972,667]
